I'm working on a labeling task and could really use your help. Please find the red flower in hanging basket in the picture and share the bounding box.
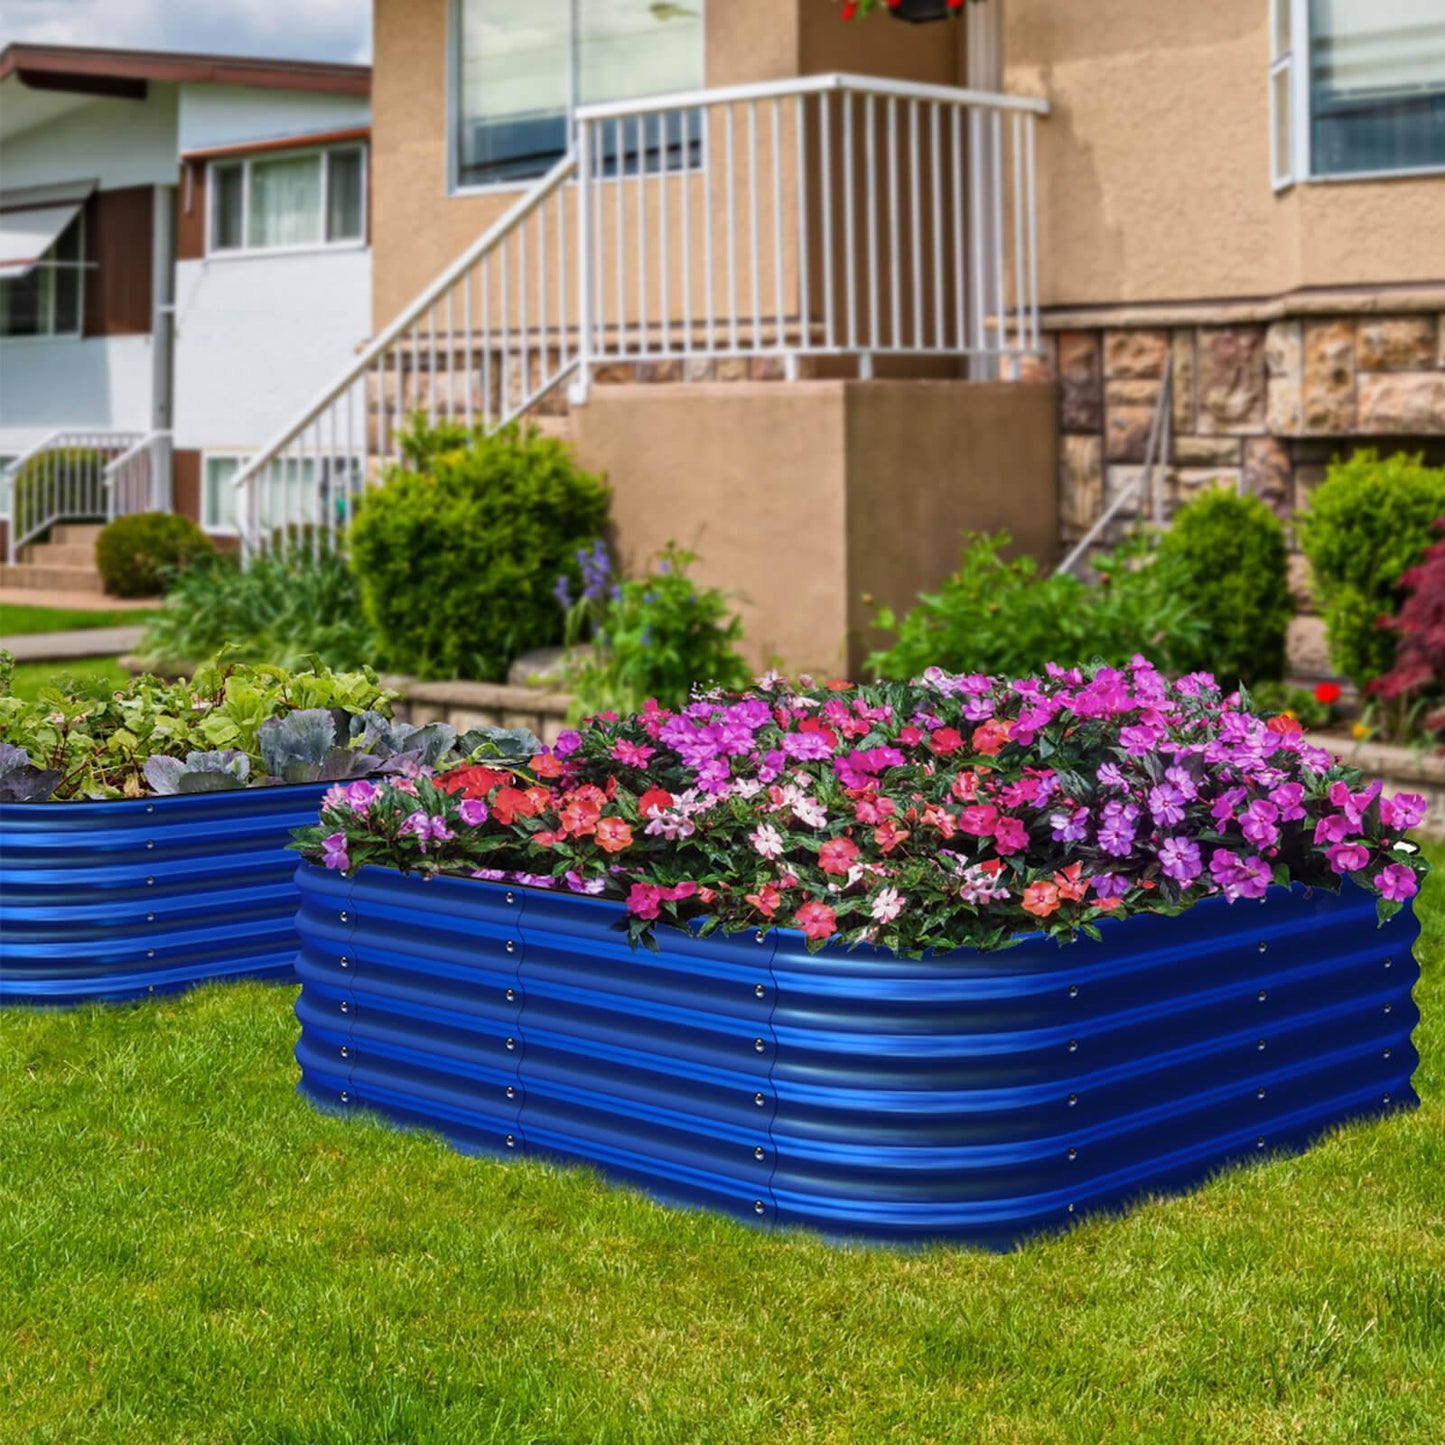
[1314,681,1343,706]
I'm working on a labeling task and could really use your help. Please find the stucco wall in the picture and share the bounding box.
[172,248,372,454]
[0,85,179,192]
[1004,0,1445,309]
[569,379,1058,676]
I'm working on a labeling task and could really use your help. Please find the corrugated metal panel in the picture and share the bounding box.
[1,786,328,1006]
[293,863,1420,1248]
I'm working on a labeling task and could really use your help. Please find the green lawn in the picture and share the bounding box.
[0,602,155,636]
[2,863,1442,1444]
[6,657,128,701]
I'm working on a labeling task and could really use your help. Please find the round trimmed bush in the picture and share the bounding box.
[1156,487,1293,687]
[95,512,215,598]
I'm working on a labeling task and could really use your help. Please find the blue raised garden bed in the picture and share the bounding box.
[1,786,329,1007]
[292,861,1420,1248]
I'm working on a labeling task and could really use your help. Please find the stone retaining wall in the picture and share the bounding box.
[392,678,572,746]
[1312,733,1445,841]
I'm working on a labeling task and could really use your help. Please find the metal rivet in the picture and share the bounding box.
[754,1038,766,1053]
[1257,1039,1267,1051]
[506,940,515,953]
[146,913,155,922]
[145,803,155,814]
[339,955,349,968]
[1383,1048,1392,1059]
[1067,1203,1075,1214]
[146,877,154,886]
[339,1046,349,1058]
[1383,1093,1392,1105]
[754,1093,766,1107]
[1258,990,1268,1003]
[1256,1137,1266,1149]
[505,1037,516,1051]
[1384,957,1393,969]
[1258,941,1267,953]
[753,1200,766,1215]
[1067,1039,1078,1053]
[1384,1002,1392,1014]
[754,1146,766,1160]
[505,988,516,1002]
[1067,1148,1078,1160]
[339,911,348,923]
[1068,985,1079,998]
[755,984,766,998]
[755,931,767,944]
[340,1001,349,1013]
[1257,1087,1266,1099]
[146,839,155,849]
[340,1091,349,1103]
[1067,1094,1078,1107]
[506,1085,516,1099]
[146,950,155,959]
[505,891,515,905]
[506,1135,516,1148]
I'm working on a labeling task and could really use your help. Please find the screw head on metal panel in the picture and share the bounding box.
[1257,1039,1267,1051]
[339,955,349,968]
[1383,1048,1392,1059]
[506,1135,516,1148]
[1384,1002,1392,1013]
[1384,956,1393,968]
[339,911,348,923]
[506,940,515,953]
[755,984,766,998]
[146,803,155,814]
[754,1146,766,1160]
[1067,1148,1077,1160]
[1067,1039,1078,1053]
[1258,941,1266,952]
[1067,1094,1078,1107]
[1383,1093,1392,1105]
[505,891,515,904]
[340,1001,349,1014]
[506,988,516,1002]
[753,1200,766,1215]
[755,931,767,944]
[1258,990,1268,1002]
[340,1091,349,1103]
[1256,1137,1266,1148]
[754,1038,766,1053]
[1068,985,1079,998]
[146,913,155,922]
[339,1046,349,1058]
[1257,1087,1266,1099]
[146,877,154,886]
[147,950,155,959]
[506,1085,516,1099]
[1067,1203,1075,1213]
[754,1093,766,1107]
[146,839,154,849]
[505,1037,516,1051]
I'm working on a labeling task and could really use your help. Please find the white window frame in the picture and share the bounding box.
[0,210,88,342]
[201,450,246,535]
[1273,0,1445,189]
[446,0,707,196]
[205,142,368,260]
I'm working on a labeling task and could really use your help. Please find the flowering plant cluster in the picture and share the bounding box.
[294,660,1428,958]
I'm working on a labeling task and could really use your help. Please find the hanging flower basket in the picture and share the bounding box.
[841,0,972,22]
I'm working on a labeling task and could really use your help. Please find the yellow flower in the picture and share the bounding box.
[1351,721,1369,742]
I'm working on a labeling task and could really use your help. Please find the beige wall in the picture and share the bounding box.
[570,380,1057,676]
[1005,0,1445,310]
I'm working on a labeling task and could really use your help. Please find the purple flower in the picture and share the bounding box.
[459,798,489,826]
[1158,836,1202,884]
[1091,873,1130,898]
[1210,787,1247,828]
[401,811,455,853]
[1097,763,1129,790]
[1375,862,1418,902]
[1240,799,1280,850]
[1381,792,1427,831]
[1097,800,1140,858]
[1325,841,1370,875]
[1148,783,1186,828]
[553,730,583,758]
[1209,848,1271,901]
[1313,814,1352,846]
[1164,766,1198,801]
[321,832,349,871]
[1050,806,1090,844]
[1269,782,1305,822]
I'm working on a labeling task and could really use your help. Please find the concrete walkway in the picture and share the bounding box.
[0,587,159,610]
[1,626,147,662]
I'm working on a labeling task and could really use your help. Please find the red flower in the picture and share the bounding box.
[799,715,840,749]
[958,803,999,837]
[746,883,783,918]
[795,900,838,940]
[972,719,1012,756]
[818,836,861,875]
[530,753,565,779]
[492,786,544,824]
[872,820,911,853]
[637,786,674,818]
[1314,681,1342,705]
[897,725,923,747]
[435,764,512,799]
[1266,714,1303,736]
[929,727,965,755]
[1022,881,1061,918]
[1054,862,1087,903]
[595,817,634,853]
[824,678,854,691]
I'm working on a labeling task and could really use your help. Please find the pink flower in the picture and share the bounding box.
[626,883,663,920]
[1375,862,1418,902]
[1325,841,1370,875]
[750,823,785,859]
[819,836,861,876]
[612,739,655,768]
[459,798,489,826]
[1314,814,1352,846]
[869,886,905,924]
[321,832,349,871]
[991,815,1029,855]
[1381,792,1427,831]
[958,804,998,837]
[795,900,838,940]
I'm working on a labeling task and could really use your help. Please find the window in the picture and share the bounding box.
[0,212,84,338]
[453,0,705,189]
[1273,0,1445,185]
[0,456,16,518]
[210,145,367,255]
[204,452,364,535]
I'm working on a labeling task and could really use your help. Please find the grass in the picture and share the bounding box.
[1,862,1442,1443]
[5,657,128,701]
[0,603,155,636]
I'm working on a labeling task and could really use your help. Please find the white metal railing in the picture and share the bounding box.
[104,430,173,522]
[232,73,1048,555]
[4,430,143,564]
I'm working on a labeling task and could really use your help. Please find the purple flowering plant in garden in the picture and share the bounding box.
[294,658,1428,958]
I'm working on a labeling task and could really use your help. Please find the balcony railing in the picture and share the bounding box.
[231,73,1048,555]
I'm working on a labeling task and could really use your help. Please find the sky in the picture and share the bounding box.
[0,0,372,64]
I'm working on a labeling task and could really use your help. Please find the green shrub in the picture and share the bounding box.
[1297,450,1445,688]
[348,420,611,682]
[95,512,214,598]
[8,448,108,544]
[558,543,752,718]
[139,543,374,673]
[1155,487,1293,686]
[865,531,1204,681]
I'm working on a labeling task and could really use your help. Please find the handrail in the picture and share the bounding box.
[103,430,172,522]
[103,430,169,478]
[575,71,1052,122]
[5,429,144,563]
[229,152,579,503]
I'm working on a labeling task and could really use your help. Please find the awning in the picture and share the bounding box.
[0,180,94,280]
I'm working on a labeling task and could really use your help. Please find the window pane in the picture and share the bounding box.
[577,0,704,108]
[53,267,81,334]
[1310,0,1445,174]
[248,154,323,248]
[0,270,45,337]
[0,458,15,518]
[213,164,245,250]
[204,456,241,531]
[1274,0,1292,60]
[53,212,83,264]
[457,0,570,186]
[327,149,365,241]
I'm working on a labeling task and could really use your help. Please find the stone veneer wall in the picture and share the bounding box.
[1039,313,1445,562]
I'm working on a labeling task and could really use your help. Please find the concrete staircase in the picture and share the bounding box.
[0,523,106,594]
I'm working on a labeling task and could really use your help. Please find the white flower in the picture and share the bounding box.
[870,887,905,924]
[750,823,785,859]
[792,795,828,829]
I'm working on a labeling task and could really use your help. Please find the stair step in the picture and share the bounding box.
[0,563,106,594]
[19,543,95,567]
[51,523,106,545]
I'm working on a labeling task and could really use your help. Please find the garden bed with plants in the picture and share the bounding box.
[292,659,1426,1246]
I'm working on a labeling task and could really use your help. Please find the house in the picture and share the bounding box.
[0,43,371,586]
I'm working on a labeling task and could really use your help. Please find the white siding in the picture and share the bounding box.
[171,247,371,452]
[178,85,369,153]
[0,335,156,454]
[0,87,179,192]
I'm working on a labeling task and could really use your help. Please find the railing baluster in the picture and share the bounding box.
[637,114,648,356]
[796,94,809,354]
[843,90,856,352]
[615,117,626,357]
[889,97,901,350]
[970,106,985,361]
[865,93,878,352]
[990,108,1005,370]
[660,108,670,356]
[520,226,530,409]
[772,96,785,351]
[952,104,965,353]
[1012,111,1026,360]
[1026,115,1040,354]
[682,106,693,356]
[725,104,738,352]
[821,93,834,352]
[932,102,944,353]
[557,185,568,371]
[482,255,492,426]
[703,107,716,355]
[500,236,511,415]
[748,100,761,354]
[427,306,438,425]
[910,100,922,352]
[463,262,474,430]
